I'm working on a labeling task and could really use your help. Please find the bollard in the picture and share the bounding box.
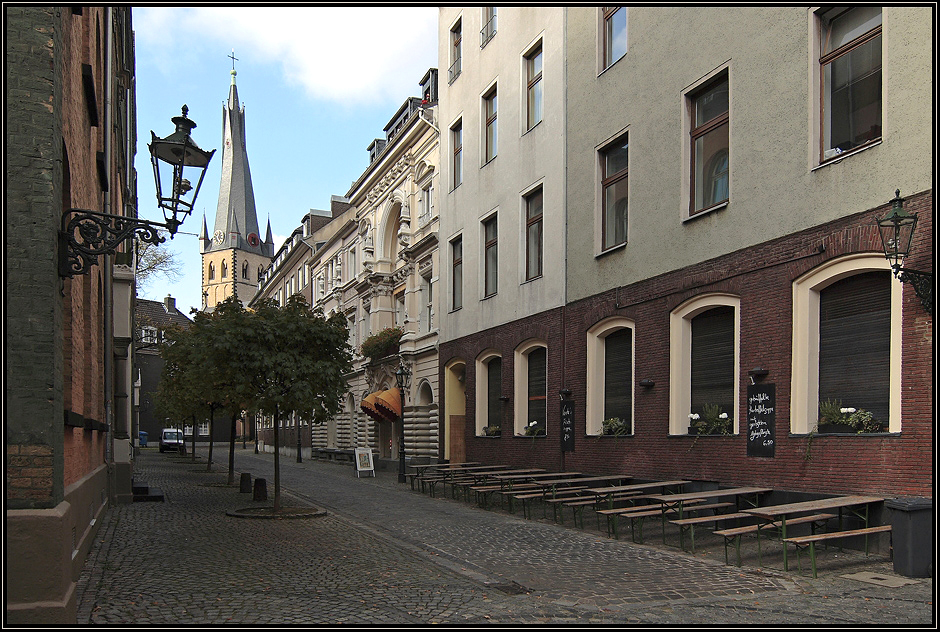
[240,472,252,493]
[253,478,267,501]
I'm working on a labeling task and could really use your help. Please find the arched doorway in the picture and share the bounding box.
[443,359,467,463]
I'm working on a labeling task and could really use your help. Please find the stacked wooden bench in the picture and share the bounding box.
[785,524,892,578]
[715,513,837,566]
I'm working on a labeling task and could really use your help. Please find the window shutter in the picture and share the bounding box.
[818,271,890,422]
[486,357,502,428]
[604,328,633,424]
[690,306,734,414]
[527,348,547,426]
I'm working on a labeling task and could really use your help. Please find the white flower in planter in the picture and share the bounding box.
[688,413,700,420]
[719,413,728,419]
[840,407,856,414]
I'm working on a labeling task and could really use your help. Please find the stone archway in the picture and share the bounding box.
[444,359,467,463]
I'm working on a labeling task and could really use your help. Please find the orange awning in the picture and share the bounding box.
[360,392,387,422]
[374,388,402,421]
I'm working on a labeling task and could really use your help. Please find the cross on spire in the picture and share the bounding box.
[228,49,238,71]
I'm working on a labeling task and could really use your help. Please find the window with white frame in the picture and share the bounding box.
[421,273,433,332]
[791,255,899,435]
[483,84,497,163]
[141,326,159,345]
[449,19,462,83]
[481,7,497,47]
[515,341,547,435]
[688,73,729,216]
[198,422,209,436]
[818,7,882,163]
[451,236,463,310]
[524,188,543,281]
[669,295,740,435]
[600,134,628,251]
[452,120,463,189]
[483,214,498,297]
[419,182,433,225]
[603,7,627,69]
[586,318,634,435]
[525,43,543,131]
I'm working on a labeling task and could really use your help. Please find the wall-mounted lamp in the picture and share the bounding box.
[559,388,572,401]
[498,395,510,402]
[638,379,655,388]
[876,190,933,315]
[59,106,215,277]
[748,367,769,385]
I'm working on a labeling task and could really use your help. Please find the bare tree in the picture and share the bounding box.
[135,237,183,291]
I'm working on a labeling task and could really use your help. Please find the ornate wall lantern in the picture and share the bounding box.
[59,105,215,277]
[876,190,933,315]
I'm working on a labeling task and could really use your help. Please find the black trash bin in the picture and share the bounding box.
[139,431,148,447]
[885,496,933,578]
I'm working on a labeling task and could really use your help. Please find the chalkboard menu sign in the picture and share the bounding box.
[747,383,775,457]
[560,400,575,452]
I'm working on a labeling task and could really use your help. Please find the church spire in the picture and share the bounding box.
[207,51,266,256]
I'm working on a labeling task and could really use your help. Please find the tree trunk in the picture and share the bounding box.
[207,406,215,472]
[273,405,281,512]
[190,414,198,461]
[228,411,238,485]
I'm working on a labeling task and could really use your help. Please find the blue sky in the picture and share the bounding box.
[133,6,439,314]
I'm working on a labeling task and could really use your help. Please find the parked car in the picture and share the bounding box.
[159,428,184,453]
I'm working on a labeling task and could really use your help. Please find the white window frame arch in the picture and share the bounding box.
[514,338,548,435]
[475,348,502,435]
[586,316,636,435]
[669,293,741,435]
[791,253,901,434]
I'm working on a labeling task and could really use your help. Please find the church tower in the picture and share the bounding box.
[201,58,274,309]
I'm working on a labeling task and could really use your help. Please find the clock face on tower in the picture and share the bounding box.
[213,230,224,245]
[247,233,260,248]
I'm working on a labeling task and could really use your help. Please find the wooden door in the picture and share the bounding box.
[449,415,465,464]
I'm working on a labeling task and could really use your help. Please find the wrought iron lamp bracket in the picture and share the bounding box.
[58,208,174,278]
[894,266,934,316]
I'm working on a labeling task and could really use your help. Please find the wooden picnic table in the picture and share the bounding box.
[537,474,630,500]
[491,471,583,492]
[470,468,546,508]
[587,480,689,509]
[649,486,772,547]
[741,495,884,571]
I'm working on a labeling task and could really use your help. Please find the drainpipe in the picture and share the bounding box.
[103,6,115,496]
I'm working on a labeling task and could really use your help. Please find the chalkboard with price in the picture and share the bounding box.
[746,383,775,458]
[560,399,575,452]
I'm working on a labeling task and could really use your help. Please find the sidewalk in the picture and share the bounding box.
[75,447,934,625]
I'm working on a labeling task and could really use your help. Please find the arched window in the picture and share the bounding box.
[514,340,548,436]
[242,261,249,279]
[475,351,502,435]
[791,255,899,434]
[586,317,635,435]
[221,261,227,279]
[669,294,740,435]
[208,262,215,280]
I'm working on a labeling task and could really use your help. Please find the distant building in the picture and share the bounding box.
[135,296,194,443]
[6,6,137,622]
[200,65,274,309]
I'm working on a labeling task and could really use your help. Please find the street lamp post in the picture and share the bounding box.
[59,105,215,277]
[875,190,933,316]
[395,361,412,483]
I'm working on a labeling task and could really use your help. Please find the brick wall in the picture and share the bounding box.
[440,191,933,497]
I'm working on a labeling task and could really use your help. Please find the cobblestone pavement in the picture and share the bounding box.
[75,447,934,625]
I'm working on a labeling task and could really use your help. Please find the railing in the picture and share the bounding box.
[480,14,497,48]
[448,57,461,84]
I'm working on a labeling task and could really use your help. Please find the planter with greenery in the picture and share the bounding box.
[817,398,883,434]
[688,403,732,436]
[360,326,404,362]
[601,417,629,436]
[482,425,501,437]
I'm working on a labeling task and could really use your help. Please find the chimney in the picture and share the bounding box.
[164,295,176,313]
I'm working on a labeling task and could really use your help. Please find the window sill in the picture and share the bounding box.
[482,156,497,168]
[592,433,633,438]
[595,242,627,259]
[522,274,542,285]
[812,139,881,171]
[683,200,728,223]
[523,121,542,137]
[482,292,498,301]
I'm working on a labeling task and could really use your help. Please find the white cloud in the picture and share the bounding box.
[134,6,439,107]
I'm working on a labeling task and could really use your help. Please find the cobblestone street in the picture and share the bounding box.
[75,448,934,625]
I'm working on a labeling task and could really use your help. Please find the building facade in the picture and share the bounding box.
[437,7,569,463]
[201,66,274,310]
[6,6,138,622]
[438,7,933,498]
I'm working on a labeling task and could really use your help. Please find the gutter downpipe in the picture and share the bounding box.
[103,6,115,499]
